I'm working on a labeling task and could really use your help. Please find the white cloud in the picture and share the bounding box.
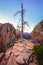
[0,15,35,33]
[23,25,34,33]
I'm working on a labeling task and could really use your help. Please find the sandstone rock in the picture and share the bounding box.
[0,23,16,52]
[16,55,24,64]
[29,62,37,65]
[0,53,4,62]
[12,50,21,56]
[31,20,43,44]
[21,52,32,60]
[0,59,7,65]
[14,43,23,47]
[13,45,24,52]
[4,48,12,60]
[7,53,18,65]
[0,39,35,65]
[16,52,32,65]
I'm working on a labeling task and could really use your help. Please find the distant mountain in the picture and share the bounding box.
[16,31,31,39]
[23,32,31,39]
[31,20,43,44]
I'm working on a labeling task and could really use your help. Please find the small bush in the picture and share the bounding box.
[33,44,43,65]
[7,43,11,48]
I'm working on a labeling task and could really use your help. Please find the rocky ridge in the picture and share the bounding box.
[31,20,43,44]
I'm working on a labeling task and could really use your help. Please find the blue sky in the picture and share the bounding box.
[0,0,43,32]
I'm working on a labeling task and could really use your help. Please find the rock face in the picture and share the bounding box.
[31,20,43,44]
[0,23,16,52]
[0,39,37,65]
[33,20,43,33]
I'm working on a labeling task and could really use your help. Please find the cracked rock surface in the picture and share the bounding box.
[0,39,37,65]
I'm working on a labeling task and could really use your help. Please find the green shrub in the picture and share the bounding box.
[7,42,10,48]
[33,44,43,65]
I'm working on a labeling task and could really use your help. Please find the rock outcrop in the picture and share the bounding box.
[0,39,37,65]
[31,20,43,44]
[0,23,16,52]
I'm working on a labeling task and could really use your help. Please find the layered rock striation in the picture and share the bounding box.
[31,20,43,44]
[0,23,16,52]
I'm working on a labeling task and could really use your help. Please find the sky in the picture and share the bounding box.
[0,0,43,33]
